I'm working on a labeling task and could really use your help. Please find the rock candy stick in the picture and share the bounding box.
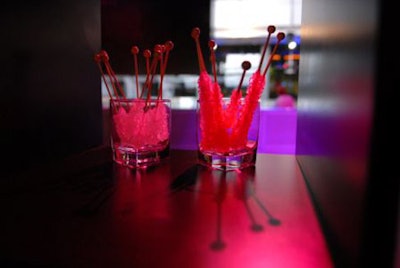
[139,49,152,99]
[231,31,285,148]
[225,61,251,129]
[102,51,126,100]
[207,40,228,150]
[131,46,140,98]
[143,45,161,109]
[191,27,207,74]
[197,73,214,149]
[94,50,123,112]
[257,25,276,72]
[192,27,216,150]
[158,41,174,100]
[231,71,265,148]
[262,32,285,77]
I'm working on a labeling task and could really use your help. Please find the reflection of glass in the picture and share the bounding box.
[169,164,281,251]
[210,170,227,250]
[236,168,282,227]
[197,98,260,171]
[110,98,171,169]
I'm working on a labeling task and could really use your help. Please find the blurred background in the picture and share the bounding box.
[101,0,301,109]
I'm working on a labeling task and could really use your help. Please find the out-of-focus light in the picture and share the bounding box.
[288,41,297,50]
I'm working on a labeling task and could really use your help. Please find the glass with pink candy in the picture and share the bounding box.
[197,97,260,171]
[191,26,285,170]
[95,41,175,168]
[110,98,171,168]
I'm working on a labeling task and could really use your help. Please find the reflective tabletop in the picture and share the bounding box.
[0,147,333,268]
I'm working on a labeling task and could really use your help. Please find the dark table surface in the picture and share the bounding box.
[0,146,333,268]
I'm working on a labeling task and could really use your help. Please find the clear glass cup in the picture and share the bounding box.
[197,97,260,171]
[109,98,171,168]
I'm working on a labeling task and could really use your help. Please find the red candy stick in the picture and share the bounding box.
[159,41,174,100]
[225,61,251,128]
[258,25,276,72]
[209,40,218,83]
[140,49,152,99]
[191,27,206,73]
[145,45,162,106]
[262,32,285,77]
[131,46,140,98]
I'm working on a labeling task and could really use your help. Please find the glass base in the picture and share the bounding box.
[112,145,169,169]
[197,148,257,171]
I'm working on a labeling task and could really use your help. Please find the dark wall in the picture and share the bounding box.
[101,0,210,75]
[296,0,398,267]
[0,1,103,173]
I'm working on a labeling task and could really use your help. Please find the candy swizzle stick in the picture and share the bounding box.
[208,40,223,105]
[191,27,212,101]
[231,30,285,149]
[157,44,165,100]
[208,39,228,151]
[262,32,285,77]
[144,45,162,108]
[158,41,174,100]
[191,27,207,73]
[94,52,116,112]
[102,51,126,100]
[192,27,215,149]
[208,39,223,105]
[99,50,125,99]
[162,41,174,74]
[257,25,276,73]
[94,50,124,112]
[131,46,140,98]
[192,27,228,151]
[209,40,218,84]
[140,49,152,99]
[225,61,251,128]
[94,52,113,99]
[237,61,251,94]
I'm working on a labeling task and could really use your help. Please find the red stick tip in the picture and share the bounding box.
[208,40,216,50]
[267,25,276,34]
[277,32,286,41]
[94,52,102,63]
[153,44,162,54]
[160,44,166,53]
[191,27,201,39]
[131,46,139,55]
[165,40,174,51]
[143,49,151,58]
[99,50,109,61]
[241,60,251,70]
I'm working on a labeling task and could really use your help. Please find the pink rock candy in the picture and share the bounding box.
[113,101,169,148]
